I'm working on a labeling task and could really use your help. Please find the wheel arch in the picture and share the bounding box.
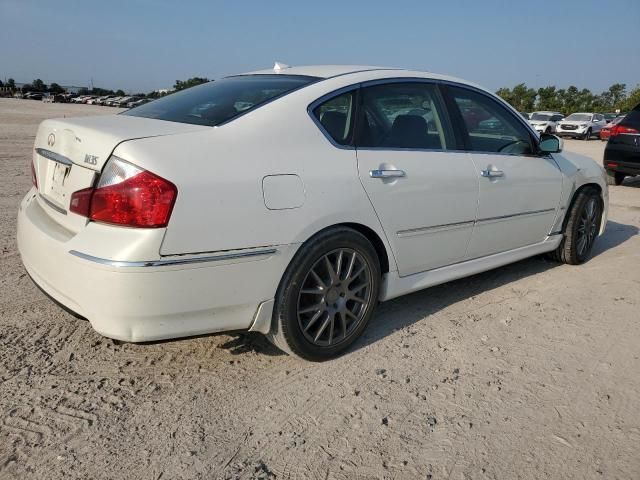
[560,182,605,234]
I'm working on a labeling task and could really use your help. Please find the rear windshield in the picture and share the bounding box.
[124,74,318,126]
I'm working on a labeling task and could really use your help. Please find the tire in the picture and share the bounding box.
[267,227,381,361]
[583,128,592,141]
[549,187,602,265]
[545,127,552,134]
[606,170,625,186]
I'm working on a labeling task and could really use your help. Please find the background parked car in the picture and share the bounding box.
[42,94,66,103]
[520,112,530,120]
[528,111,564,134]
[127,98,151,108]
[600,115,626,141]
[603,104,640,185]
[556,112,607,140]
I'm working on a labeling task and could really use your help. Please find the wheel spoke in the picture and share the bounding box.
[310,269,326,289]
[299,303,324,315]
[303,309,325,332]
[339,311,348,339]
[347,265,366,284]
[314,314,332,342]
[335,250,344,281]
[345,252,357,279]
[300,287,324,295]
[324,255,339,284]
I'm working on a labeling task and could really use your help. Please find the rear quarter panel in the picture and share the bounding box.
[112,80,393,265]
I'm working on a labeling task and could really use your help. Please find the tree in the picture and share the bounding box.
[21,83,33,93]
[49,82,64,94]
[32,79,47,92]
[496,83,536,112]
[7,78,16,90]
[621,85,640,112]
[115,89,125,96]
[173,77,209,91]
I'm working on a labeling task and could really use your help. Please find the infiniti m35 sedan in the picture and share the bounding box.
[18,65,608,360]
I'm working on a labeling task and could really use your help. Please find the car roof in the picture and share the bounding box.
[239,64,472,85]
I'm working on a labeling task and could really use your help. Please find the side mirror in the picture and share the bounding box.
[539,133,562,154]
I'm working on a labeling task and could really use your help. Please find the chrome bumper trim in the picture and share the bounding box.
[68,248,278,268]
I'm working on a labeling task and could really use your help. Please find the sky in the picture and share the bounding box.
[1,0,639,94]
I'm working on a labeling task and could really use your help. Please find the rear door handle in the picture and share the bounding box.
[369,169,406,179]
[481,169,504,178]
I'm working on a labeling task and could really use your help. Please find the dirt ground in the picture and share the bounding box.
[1,98,639,480]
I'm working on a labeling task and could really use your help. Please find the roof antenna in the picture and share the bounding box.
[273,61,290,71]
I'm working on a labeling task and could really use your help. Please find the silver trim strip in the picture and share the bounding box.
[35,148,73,166]
[476,208,555,224]
[396,209,556,237]
[397,220,474,237]
[68,248,278,268]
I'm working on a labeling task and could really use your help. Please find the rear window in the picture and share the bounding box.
[124,74,318,126]
[621,104,640,129]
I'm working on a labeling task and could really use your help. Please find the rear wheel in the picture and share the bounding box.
[549,188,602,265]
[267,227,381,361]
[606,170,625,186]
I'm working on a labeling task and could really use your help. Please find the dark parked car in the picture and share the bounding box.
[603,104,640,185]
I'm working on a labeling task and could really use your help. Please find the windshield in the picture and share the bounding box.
[124,74,318,126]
[565,113,592,122]
[530,113,552,121]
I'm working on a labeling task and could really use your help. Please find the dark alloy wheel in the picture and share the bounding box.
[584,128,592,141]
[267,227,381,361]
[549,187,602,264]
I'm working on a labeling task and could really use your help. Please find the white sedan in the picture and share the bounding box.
[17,65,608,360]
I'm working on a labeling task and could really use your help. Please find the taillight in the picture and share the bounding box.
[31,160,38,189]
[610,125,640,137]
[69,156,177,228]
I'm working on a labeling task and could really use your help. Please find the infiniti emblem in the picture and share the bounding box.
[47,133,55,147]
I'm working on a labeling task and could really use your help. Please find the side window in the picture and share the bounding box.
[448,86,534,155]
[312,91,355,145]
[551,114,563,122]
[356,82,452,150]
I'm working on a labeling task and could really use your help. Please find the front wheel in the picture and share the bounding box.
[549,188,602,264]
[583,128,592,141]
[267,227,381,361]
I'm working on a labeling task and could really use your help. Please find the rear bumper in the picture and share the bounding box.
[17,190,295,342]
[604,161,640,176]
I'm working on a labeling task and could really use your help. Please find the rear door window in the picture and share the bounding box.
[356,82,453,150]
[621,106,640,130]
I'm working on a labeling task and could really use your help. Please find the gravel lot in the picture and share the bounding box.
[1,98,639,480]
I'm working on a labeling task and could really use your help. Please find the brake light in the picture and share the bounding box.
[609,125,640,137]
[69,157,177,228]
[31,160,38,189]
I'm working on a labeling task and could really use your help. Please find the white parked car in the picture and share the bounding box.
[17,65,608,360]
[528,111,564,134]
[556,112,607,140]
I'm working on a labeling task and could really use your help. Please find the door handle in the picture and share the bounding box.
[369,169,406,179]
[481,169,504,178]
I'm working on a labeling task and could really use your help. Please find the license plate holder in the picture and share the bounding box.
[48,161,70,206]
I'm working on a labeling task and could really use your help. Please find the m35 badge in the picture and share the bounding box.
[84,154,98,166]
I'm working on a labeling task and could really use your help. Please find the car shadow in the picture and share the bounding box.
[186,219,638,358]
[591,220,639,256]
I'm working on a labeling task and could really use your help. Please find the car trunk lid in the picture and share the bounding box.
[32,114,208,233]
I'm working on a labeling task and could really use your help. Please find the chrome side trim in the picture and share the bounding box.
[476,208,555,225]
[397,209,556,238]
[35,148,73,166]
[38,194,67,215]
[397,220,474,237]
[68,248,278,268]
